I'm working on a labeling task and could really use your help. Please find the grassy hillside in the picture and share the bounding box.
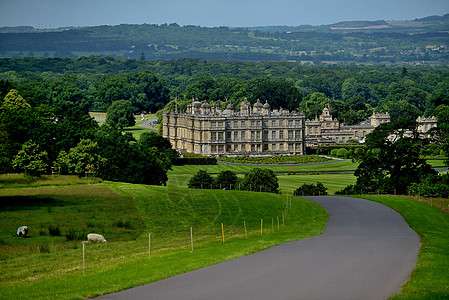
[0,178,327,299]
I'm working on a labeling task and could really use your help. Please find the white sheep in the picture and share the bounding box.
[87,233,107,243]
[17,226,29,237]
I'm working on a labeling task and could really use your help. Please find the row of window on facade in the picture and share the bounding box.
[210,143,303,153]
[208,130,303,141]
[209,119,301,129]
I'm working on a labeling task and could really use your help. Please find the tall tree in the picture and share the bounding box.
[354,118,436,194]
[106,100,136,128]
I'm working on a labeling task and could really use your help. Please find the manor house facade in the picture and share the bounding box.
[163,99,306,156]
[163,99,438,156]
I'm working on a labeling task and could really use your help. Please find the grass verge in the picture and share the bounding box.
[358,195,449,299]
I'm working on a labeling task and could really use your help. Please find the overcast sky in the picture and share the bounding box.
[0,0,448,28]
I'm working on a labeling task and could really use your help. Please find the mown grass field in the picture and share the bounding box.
[0,177,327,299]
[359,195,449,299]
[167,172,357,195]
[169,159,358,175]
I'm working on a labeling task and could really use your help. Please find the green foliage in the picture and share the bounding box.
[188,170,214,189]
[173,157,217,165]
[240,167,279,193]
[217,155,330,165]
[354,118,436,194]
[408,174,449,198]
[12,140,48,177]
[94,71,170,113]
[337,148,348,157]
[214,170,239,189]
[94,124,171,185]
[54,139,105,176]
[106,100,136,128]
[1,89,30,110]
[317,145,365,155]
[435,105,449,166]
[335,184,358,195]
[293,182,328,196]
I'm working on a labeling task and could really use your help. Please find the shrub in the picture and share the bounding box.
[48,224,61,236]
[337,148,348,157]
[64,229,85,241]
[39,245,50,253]
[215,170,238,189]
[173,157,217,165]
[354,147,365,157]
[188,170,214,189]
[347,149,354,158]
[408,174,449,198]
[240,167,279,193]
[114,219,133,229]
[294,182,328,196]
[335,184,358,195]
[330,149,339,157]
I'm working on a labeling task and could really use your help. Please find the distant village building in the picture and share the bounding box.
[163,98,306,156]
[163,100,438,156]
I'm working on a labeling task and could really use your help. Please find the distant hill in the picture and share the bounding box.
[0,14,448,64]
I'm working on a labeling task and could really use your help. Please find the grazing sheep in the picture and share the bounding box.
[87,233,107,243]
[17,226,29,237]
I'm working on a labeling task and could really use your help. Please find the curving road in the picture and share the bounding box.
[98,196,420,300]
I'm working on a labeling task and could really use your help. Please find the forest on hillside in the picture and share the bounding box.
[1,14,448,64]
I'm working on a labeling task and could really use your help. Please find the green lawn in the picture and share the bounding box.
[124,120,158,140]
[167,173,357,195]
[0,179,327,299]
[169,159,358,175]
[277,174,356,195]
[426,159,448,168]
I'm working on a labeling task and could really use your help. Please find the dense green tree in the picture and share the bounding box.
[353,118,436,194]
[1,89,30,110]
[215,170,239,189]
[95,71,170,113]
[294,182,328,196]
[12,140,49,177]
[435,105,449,165]
[54,139,105,176]
[94,124,170,185]
[240,167,279,193]
[299,92,329,120]
[245,77,302,110]
[0,80,16,102]
[188,169,214,189]
[138,131,177,161]
[106,100,136,127]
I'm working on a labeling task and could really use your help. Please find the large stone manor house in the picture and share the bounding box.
[163,98,306,156]
[163,99,437,156]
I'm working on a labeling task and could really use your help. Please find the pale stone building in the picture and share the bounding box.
[163,100,438,155]
[304,107,390,147]
[163,98,306,156]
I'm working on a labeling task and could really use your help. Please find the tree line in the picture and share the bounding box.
[1,57,449,122]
